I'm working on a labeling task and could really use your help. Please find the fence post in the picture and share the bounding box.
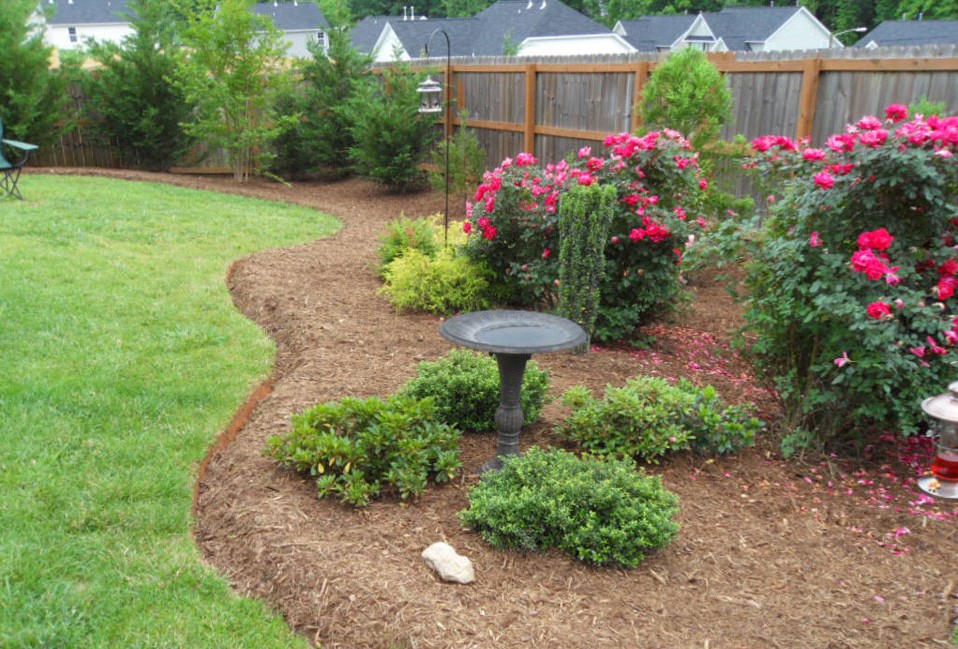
[630,61,650,133]
[797,57,822,141]
[524,63,536,153]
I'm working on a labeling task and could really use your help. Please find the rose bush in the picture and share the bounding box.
[743,106,958,451]
[462,131,709,342]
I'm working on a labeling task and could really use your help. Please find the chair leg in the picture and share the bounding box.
[1,167,24,200]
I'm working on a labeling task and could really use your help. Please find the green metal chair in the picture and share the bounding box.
[0,118,39,200]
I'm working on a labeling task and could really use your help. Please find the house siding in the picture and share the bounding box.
[765,11,831,51]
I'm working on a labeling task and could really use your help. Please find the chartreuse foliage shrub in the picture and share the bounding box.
[397,349,550,432]
[459,447,679,567]
[378,214,497,315]
[378,247,493,315]
[377,214,441,273]
[266,396,461,507]
[463,133,708,342]
[557,183,617,337]
[557,377,761,462]
[743,106,958,453]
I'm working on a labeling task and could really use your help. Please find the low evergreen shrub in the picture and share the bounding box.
[557,377,761,462]
[378,248,493,315]
[265,395,461,507]
[397,349,550,432]
[459,447,680,568]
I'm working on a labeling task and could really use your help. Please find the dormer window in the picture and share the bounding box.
[68,27,78,43]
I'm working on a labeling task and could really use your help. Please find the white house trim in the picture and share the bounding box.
[518,32,635,55]
[763,6,834,50]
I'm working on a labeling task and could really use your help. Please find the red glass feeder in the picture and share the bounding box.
[918,382,958,500]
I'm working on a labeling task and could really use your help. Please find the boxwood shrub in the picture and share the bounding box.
[459,447,680,567]
[397,349,550,432]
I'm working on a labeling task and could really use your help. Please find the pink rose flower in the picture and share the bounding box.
[809,232,823,247]
[857,115,882,130]
[885,104,908,123]
[857,228,894,251]
[814,171,835,189]
[834,352,850,368]
[463,221,472,234]
[866,301,892,319]
[802,148,826,161]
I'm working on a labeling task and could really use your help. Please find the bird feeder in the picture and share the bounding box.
[918,381,958,499]
[416,76,442,114]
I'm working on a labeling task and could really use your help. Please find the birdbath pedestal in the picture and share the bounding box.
[439,310,588,473]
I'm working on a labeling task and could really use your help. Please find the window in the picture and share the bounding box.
[68,27,77,43]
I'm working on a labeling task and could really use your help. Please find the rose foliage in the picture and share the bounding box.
[462,132,709,342]
[744,106,958,448]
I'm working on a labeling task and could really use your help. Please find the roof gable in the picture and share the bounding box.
[46,0,131,26]
[857,20,958,47]
[252,1,329,31]
[607,14,695,51]
[702,6,802,51]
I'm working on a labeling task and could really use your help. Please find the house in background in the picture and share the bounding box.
[252,0,330,57]
[43,0,133,51]
[352,0,635,62]
[615,5,836,53]
[41,0,328,57]
[856,20,958,48]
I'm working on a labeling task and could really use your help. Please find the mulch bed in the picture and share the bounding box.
[41,169,958,648]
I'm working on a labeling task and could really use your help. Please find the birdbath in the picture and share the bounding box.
[440,310,588,472]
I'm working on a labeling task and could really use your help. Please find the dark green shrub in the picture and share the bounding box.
[557,377,761,462]
[342,64,436,192]
[638,47,732,149]
[378,248,494,315]
[556,182,617,337]
[270,27,371,179]
[0,0,70,143]
[459,447,680,568]
[397,349,550,432]
[265,395,461,507]
[377,215,441,274]
[84,0,193,170]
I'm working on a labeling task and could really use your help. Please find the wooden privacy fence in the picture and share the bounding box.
[34,45,958,173]
[407,45,958,168]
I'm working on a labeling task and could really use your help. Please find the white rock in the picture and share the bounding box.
[422,542,475,584]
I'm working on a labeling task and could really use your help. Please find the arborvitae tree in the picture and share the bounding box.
[172,0,296,182]
[272,26,372,178]
[557,183,617,338]
[342,64,436,192]
[84,0,192,170]
[638,47,732,149]
[0,0,69,143]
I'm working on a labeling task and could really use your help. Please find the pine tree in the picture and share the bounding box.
[0,0,69,143]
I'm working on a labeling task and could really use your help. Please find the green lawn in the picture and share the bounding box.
[1,176,339,648]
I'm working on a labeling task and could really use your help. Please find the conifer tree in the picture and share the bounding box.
[0,0,69,143]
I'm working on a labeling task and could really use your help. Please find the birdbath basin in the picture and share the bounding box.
[440,310,588,472]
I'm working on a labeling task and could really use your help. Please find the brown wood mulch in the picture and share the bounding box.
[39,169,958,649]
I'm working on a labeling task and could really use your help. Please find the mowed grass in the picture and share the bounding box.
[0,176,339,648]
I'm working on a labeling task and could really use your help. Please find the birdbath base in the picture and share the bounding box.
[439,310,588,472]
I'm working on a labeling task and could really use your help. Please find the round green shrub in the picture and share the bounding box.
[557,376,761,462]
[397,349,550,432]
[459,447,680,568]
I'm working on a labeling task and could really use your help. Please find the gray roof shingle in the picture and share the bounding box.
[616,15,696,51]
[352,0,616,58]
[46,0,131,25]
[857,20,958,47]
[252,1,329,31]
